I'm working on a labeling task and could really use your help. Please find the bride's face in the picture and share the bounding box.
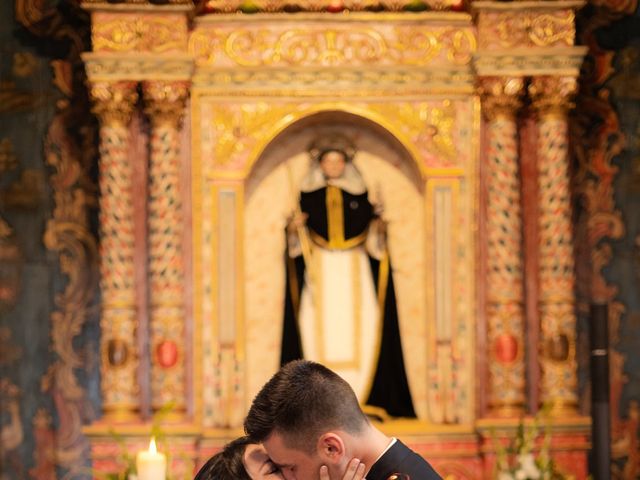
[243,443,284,480]
[319,150,347,179]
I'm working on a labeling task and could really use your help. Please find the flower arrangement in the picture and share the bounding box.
[493,413,569,480]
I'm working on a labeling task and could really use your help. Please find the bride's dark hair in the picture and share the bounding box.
[194,436,253,480]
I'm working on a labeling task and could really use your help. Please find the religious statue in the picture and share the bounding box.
[281,133,416,418]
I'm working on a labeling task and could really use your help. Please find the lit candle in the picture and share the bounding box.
[136,437,167,480]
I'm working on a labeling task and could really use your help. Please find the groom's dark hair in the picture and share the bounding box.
[244,360,369,453]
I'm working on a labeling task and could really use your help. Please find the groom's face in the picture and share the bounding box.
[263,432,324,480]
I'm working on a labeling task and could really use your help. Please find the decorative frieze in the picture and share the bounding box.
[91,13,189,53]
[189,21,475,68]
[476,8,577,49]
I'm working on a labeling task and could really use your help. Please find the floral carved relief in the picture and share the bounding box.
[189,25,475,68]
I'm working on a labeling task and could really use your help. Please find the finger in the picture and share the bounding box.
[320,465,329,480]
[343,458,362,480]
[354,462,365,480]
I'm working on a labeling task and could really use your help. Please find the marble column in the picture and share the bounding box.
[90,81,140,421]
[479,76,527,417]
[529,75,579,415]
[142,81,190,419]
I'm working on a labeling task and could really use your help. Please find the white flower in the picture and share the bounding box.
[498,471,515,480]
[516,453,541,479]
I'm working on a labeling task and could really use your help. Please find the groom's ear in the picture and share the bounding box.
[317,432,345,463]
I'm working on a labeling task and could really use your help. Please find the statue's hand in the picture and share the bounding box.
[320,458,366,480]
[373,201,384,218]
[287,211,308,233]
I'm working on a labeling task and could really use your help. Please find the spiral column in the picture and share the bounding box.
[143,81,190,419]
[90,81,140,421]
[479,76,527,417]
[529,75,579,415]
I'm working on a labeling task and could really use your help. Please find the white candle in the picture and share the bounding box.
[136,437,167,480]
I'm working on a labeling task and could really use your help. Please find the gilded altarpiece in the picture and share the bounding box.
[190,16,480,466]
[80,1,592,478]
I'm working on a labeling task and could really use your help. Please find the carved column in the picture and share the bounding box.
[479,76,527,417]
[143,81,190,418]
[529,75,579,415]
[90,81,140,421]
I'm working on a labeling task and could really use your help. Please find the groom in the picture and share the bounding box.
[244,360,442,480]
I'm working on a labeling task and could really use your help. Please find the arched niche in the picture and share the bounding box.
[193,97,477,428]
[243,110,428,419]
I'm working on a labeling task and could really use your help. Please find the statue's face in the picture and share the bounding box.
[319,150,346,179]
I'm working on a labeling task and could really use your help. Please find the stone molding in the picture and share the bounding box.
[473,46,588,77]
[82,52,195,81]
[192,66,475,94]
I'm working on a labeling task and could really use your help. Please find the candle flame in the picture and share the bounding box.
[148,436,157,454]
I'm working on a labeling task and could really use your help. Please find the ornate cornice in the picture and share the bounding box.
[82,0,194,10]
[199,0,465,13]
[82,53,195,81]
[472,46,587,77]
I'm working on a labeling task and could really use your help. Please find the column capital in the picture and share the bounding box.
[529,75,578,116]
[89,81,138,126]
[478,76,525,121]
[142,81,190,129]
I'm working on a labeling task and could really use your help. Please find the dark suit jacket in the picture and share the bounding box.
[367,440,442,480]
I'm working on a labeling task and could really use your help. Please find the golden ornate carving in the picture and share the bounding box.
[531,76,579,414]
[143,81,189,417]
[203,100,462,174]
[189,25,475,68]
[368,101,459,167]
[92,13,188,53]
[89,81,139,125]
[478,76,524,120]
[143,81,190,128]
[529,75,578,116]
[477,10,576,49]
[207,102,295,171]
[478,75,526,416]
[42,113,100,467]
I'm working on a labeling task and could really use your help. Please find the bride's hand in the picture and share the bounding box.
[319,458,366,480]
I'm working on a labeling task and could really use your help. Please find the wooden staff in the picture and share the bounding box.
[285,161,315,289]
